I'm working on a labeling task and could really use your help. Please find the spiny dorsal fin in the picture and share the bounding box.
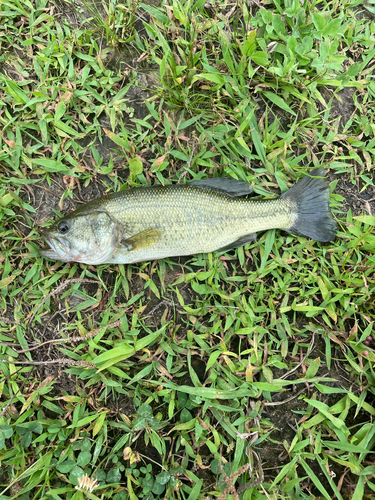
[191,177,253,197]
[120,228,162,251]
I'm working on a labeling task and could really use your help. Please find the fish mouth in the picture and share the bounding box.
[39,233,70,261]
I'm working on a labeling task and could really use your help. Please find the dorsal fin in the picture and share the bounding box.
[191,177,253,197]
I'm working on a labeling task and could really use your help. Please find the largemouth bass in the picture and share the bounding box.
[39,168,336,265]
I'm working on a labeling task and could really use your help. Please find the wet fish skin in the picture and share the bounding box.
[39,169,336,265]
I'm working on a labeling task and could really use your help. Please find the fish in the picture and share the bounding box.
[39,168,336,265]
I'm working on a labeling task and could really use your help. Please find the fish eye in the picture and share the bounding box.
[58,221,70,234]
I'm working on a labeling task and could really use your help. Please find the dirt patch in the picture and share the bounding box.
[332,171,375,217]
[259,359,371,499]
[320,87,357,130]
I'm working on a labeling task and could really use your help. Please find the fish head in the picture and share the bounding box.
[40,210,120,265]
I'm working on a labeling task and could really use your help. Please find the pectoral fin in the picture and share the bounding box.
[120,227,162,251]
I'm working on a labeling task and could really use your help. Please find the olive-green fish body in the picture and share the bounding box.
[40,170,336,265]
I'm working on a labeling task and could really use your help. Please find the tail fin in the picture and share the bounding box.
[281,168,336,242]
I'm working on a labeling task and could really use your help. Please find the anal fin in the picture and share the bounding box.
[216,233,257,252]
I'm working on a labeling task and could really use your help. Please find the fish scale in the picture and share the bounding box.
[101,186,292,262]
[40,170,336,265]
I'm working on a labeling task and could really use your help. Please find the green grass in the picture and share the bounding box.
[0,0,375,499]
